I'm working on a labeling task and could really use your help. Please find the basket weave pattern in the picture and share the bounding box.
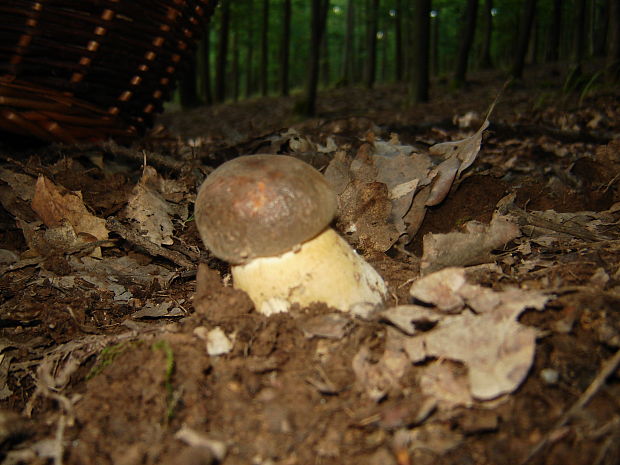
[0,0,214,143]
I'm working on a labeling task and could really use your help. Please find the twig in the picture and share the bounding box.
[519,349,620,464]
[106,217,194,269]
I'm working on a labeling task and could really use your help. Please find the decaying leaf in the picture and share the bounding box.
[131,301,185,319]
[352,342,409,402]
[297,313,351,339]
[0,168,36,201]
[421,213,520,274]
[123,166,178,246]
[396,422,464,454]
[380,305,442,335]
[429,119,490,178]
[337,179,400,251]
[326,113,492,250]
[409,267,468,312]
[31,176,108,241]
[400,267,551,400]
[417,360,473,409]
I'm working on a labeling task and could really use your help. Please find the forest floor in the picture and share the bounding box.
[1,62,620,465]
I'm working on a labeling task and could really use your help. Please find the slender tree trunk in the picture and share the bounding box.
[341,0,355,84]
[321,0,330,87]
[431,10,439,75]
[546,0,562,62]
[409,0,431,103]
[395,0,403,80]
[260,0,270,96]
[452,0,478,88]
[215,0,230,103]
[510,0,537,79]
[300,0,328,115]
[180,51,199,108]
[593,0,609,56]
[528,15,539,65]
[380,30,388,81]
[280,0,291,96]
[364,0,380,89]
[574,0,587,67]
[202,23,213,105]
[231,32,240,101]
[480,0,493,68]
[608,0,620,81]
[245,0,255,97]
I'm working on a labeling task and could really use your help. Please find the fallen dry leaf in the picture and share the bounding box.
[421,213,520,274]
[417,360,473,409]
[402,267,551,400]
[352,342,409,402]
[31,176,108,241]
[123,166,177,246]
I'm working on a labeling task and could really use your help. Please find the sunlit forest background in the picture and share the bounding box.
[176,0,620,113]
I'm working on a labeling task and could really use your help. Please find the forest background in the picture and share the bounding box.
[176,0,620,115]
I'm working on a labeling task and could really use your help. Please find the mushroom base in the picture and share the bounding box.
[231,228,387,316]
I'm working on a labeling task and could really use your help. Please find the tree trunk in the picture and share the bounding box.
[409,0,431,103]
[452,0,478,88]
[260,0,270,96]
[395,0,403,80]
[608,0,620,81]
[231,32,240,101]
[245,0,255,98]
[574,0,587,67]
[180,51,199,108]
[479,0,493,68]
[321,0,330,87]
[431,9,439,75]
[593,0,609,56]
[341,0,355,85]
[215,0,230,103]
[510,0,537,79]
[280,0,291,96]
[201,23,213,105]
[300,0,328,115]
[364,0,380,89]
[545,0,562,62]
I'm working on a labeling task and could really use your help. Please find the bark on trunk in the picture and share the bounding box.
[545,0,562,62]
[300,0,328,115]
[510,0,537,79]
[608,0,620,81]
[341,0,355,85]
[280,0,291,96]
[479,0,493,68]
[453,0,479,88]
[409,0,431,103]
[260,0,270,96]
[215,0,230,103]
[364,0,380,89]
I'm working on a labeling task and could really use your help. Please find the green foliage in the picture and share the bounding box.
[86,341,143,380]
[152,340,177,421]
[191,0,610,103]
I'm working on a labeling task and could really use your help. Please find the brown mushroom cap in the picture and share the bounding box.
[195,154,338,264]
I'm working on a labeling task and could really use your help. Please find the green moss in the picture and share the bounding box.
[86,341,142,380]
[152,340,177,421]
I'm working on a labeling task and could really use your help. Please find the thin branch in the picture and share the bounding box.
[520,349,620,464]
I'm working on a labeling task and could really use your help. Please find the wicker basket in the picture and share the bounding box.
[0,0,215,143]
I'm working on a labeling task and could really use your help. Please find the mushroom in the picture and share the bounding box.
[194,154,387,316]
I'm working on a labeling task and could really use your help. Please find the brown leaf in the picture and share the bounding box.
[31,176,108,241]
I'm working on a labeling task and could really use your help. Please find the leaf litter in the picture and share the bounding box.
[1,72,620,465]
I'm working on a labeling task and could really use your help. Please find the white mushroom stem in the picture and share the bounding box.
[231,228,387,316]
